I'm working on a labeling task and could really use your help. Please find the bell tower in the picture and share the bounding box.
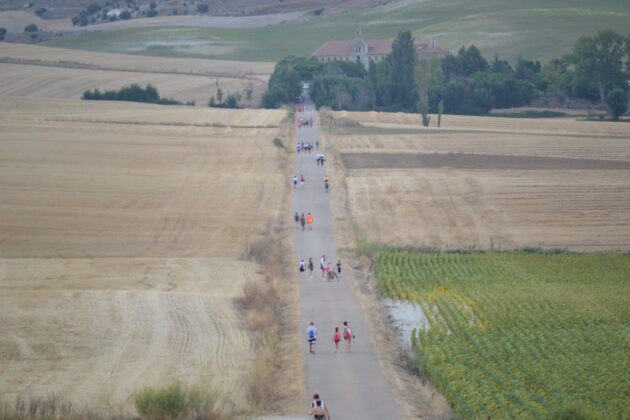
[351,26,368,67]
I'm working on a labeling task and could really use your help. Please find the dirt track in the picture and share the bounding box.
[342,152,630,171]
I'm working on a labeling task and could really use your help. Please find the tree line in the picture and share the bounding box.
[82,84,194,106]
[263,30,630,119]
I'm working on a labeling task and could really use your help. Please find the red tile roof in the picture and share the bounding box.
[367,39,393,56]
[312,40,352,57]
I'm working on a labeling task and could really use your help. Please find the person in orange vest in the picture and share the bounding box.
[306,212,313,230]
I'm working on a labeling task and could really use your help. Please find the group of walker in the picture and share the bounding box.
[294,211,314,230]
[299,255,341,281]
[307,320,355,354]
[298,103,358,420]
[297,141,317,154]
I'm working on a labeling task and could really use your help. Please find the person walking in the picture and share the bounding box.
[300,213,306,231]
[307,322,317,354]
[320,255,326,278]
[299,259,306,274]
[336,260,342,279]
[343,321,354,352]
[293,176,298,188]
[306,212,313,230]
[333,327,341,353]
[308,257,314,278]
[294,212,299,228]
[310,394,331,419]
[300,174,305,188]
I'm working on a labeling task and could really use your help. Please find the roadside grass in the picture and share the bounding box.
[134,384,240,420]
[372,248,630,419]
[0,396,81,420]
[0,386,241,420]
[45,0,630,63]
[237,113,303,415]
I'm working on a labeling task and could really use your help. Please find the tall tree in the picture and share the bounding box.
[391,31,418,110]
[458,45,488,76]
[415,60,431,126]
[569,30,626,105]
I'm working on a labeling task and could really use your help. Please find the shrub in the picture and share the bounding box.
[134,383,236,420]
[86,3,101,15]
[0,28,7,41]
[134,384,188,419]
[119,10,132,19]
[35,7,46,16]
[146,9,158,17]
[605,88,628,120]
[24,24,38,33]
[82,84,185,105]
[197,4,209,13]
[208,94,239,109]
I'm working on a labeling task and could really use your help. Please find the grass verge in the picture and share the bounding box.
[134,383,239,420]
[238,112,304,415]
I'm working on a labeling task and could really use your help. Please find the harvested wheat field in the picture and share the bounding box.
[0,62,264,107]
[324,110,630,251]
[0,96,287,409]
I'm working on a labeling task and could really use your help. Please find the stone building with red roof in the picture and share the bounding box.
[312,27,448,68]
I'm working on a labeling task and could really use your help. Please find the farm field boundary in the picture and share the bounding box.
[341,152,630,171]
[0,56,266,82]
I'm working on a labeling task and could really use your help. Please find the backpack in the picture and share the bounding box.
[333,332,341,342]
[344,327,352,339]
[308,329,316,340]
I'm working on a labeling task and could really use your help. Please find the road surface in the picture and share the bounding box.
[293,95,402,419]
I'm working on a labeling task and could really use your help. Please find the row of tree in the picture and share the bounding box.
[82,84,193,105]
[263,30,630,119]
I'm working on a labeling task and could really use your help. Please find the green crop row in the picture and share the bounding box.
[375,251,630,419]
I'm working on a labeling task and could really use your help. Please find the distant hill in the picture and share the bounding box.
[45,0,630,63]
[0,0,388,19]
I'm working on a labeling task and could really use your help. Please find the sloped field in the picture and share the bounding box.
[0,43,273,79]
[0,97,287,408]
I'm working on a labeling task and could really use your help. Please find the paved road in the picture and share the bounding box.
[294,96,402,420]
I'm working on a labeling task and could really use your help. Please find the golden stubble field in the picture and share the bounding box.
[0,96,287,409]
[325,110,630,251]
[0,43,273,107]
